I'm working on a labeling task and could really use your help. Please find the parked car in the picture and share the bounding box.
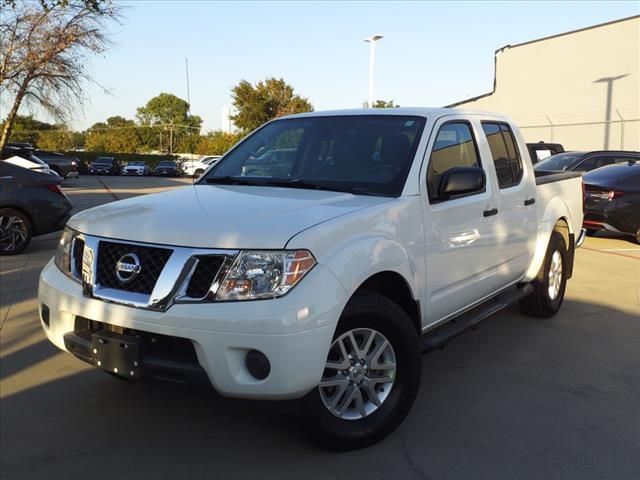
[583,160,640,243]
[1,145,52,175]
[0,161,73,255]
[122,160,151,176]
[39,108,584,450]
[526,141,565,164]
[33,149,79,178]
[153,160,180,176]
[181,156,222,177]
[89,157,120,175]
[534,150,640,173]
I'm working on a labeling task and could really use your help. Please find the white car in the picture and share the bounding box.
[181,156,221,177]
[39,108,584,450]
[122,160,151,176]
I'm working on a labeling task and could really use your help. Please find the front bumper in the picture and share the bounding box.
[38,259,347,399]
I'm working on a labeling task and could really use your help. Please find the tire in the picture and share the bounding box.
[635,227,640,245]
[585,228,598,237]
[519,231,568,318]
[0,208,33,255]
[303,290,422,451]
[194,169,204,177]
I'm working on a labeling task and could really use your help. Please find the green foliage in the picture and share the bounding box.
[136,93,202,153]
[231,77,313,133]
[85,116,141,153]
[3,115,54,145]
[371,100,399,108]
[195,130,242,156]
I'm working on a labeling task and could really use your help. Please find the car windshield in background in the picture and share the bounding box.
[128,161,145,166]
[201,115,426,196]
[95,157,114,164]
[534,153,583,171]
[158,161,175,167]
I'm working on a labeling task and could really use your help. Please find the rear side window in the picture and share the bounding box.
[427,122,480,200]
[576,155,639,172]
[482,123,523,188]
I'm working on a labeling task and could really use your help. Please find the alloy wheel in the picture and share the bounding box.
[0,215,29,253]
[319,328,396,420]
[548,250,563,300]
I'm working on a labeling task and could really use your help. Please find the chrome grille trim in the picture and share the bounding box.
[78,233,238,311]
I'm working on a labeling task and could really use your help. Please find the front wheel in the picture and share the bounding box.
[303,290,421,451]
[520,231,568,318]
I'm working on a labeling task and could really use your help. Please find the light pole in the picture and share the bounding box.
[364,34,383,108]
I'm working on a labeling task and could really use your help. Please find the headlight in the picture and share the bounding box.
[216,250,316,301]
[54,227,74,276]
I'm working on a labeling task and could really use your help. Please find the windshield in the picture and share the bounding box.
[201,115,426,196]
[95,157,113,164]
[158,161,175,167]
[534,153,583,171]
[128,161,145,166]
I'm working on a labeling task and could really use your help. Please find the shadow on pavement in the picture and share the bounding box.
[1,300,638,480]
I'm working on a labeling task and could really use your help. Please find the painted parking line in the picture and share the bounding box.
[581,247,640,261]
[600,248,640,252]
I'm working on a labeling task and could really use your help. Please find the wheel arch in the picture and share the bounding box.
[350,271,422,335]
[0,204,35,233]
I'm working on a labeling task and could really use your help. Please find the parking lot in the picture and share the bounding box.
[1,175,639,480]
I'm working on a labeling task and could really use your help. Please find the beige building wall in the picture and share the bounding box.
[450,16,640,152]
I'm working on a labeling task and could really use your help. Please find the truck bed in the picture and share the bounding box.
[534,169,582,185]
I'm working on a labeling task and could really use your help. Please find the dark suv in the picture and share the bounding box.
[534,150,640,173]
[89,157,120,175]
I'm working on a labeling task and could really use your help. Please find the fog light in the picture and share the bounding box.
[41,304,50,327]
[245,350,270,380]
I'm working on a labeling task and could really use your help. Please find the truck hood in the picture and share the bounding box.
[68,185,390,249]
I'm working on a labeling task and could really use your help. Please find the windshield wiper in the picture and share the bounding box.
[205,176,267,186]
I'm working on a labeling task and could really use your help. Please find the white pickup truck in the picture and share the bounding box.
[39,108,585,450]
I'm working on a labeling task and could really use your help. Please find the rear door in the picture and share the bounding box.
[421,117,503,325]
[480,122,538,285]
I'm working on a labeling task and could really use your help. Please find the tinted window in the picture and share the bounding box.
[158,161,175,167]
[95,157,113,164]
[427,122,480,200]
[482,122,523,188]
[534,152,584,171]
[205,115,426,196]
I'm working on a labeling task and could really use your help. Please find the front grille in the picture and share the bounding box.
[96,241,172,294]
[72,238,85,279]
[186,255,225,298]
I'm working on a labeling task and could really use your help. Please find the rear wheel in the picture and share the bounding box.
[519,231,567,318]
[194,169,204,177]
[0,208,33,255]
[303,290,421,451]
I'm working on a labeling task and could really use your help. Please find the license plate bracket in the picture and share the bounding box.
[91,330,141,379]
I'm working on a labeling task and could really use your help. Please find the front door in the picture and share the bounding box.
[421,117,503,326]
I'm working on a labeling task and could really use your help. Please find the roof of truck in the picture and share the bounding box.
[283,107,509,120]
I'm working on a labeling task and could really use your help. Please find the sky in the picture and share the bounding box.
[8,0,640,132]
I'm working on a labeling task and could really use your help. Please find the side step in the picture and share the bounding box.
[421,284,534,352]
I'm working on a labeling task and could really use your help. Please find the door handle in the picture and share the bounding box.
[483,208,498,217]
[524,198,536,206]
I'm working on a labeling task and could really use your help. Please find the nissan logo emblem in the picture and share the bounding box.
[115,253,142,283]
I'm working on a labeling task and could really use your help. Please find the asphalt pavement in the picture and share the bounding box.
[1,175,639,480]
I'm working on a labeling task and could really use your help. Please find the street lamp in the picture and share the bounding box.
[364,34,383,108]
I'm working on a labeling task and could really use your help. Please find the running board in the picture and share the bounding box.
[421,284,534,352]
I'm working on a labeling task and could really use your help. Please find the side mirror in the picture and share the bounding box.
[438,166,485,199]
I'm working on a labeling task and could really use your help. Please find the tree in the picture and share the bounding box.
[195,130,241,156]
[367,100,399,108]
[85,116,140,153]
[0,0,120,150]
[231,77,313,133]
[136,93,202,153]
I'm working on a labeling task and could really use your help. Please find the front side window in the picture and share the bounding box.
[203,115,426,196]
[482,122,523,188]
[427,122,480,200]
